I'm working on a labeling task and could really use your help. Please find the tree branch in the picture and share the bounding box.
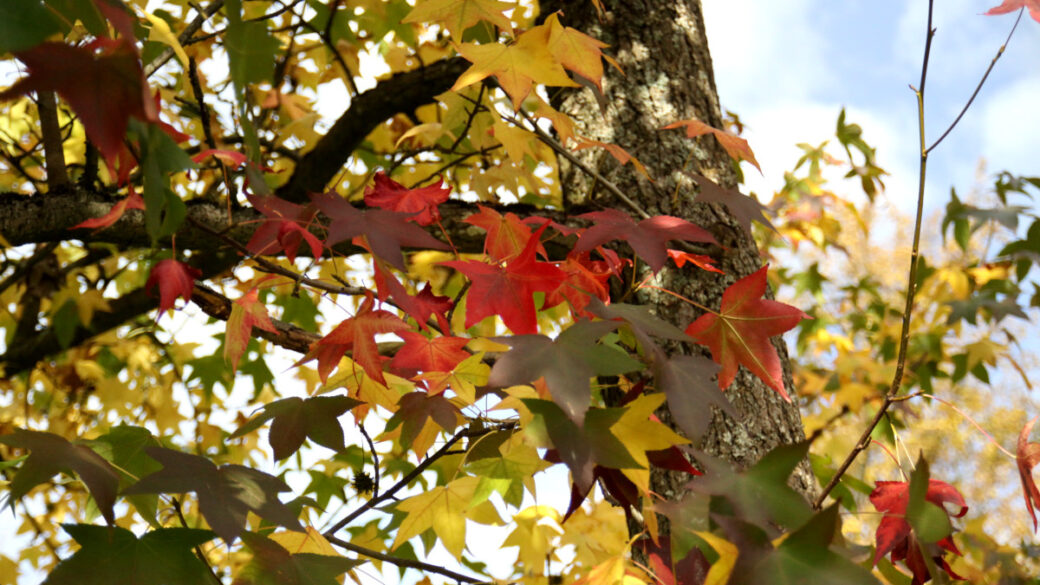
[275,57,468,204]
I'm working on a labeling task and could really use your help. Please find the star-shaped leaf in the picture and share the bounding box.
[42,525,215,585]
[574,209,717,273]
[311,190,448,270]
[384,392,460,449]
[687,172,775,235]
[487,320,642,423]
[390,331,471,378]
[230,395,362,461]
[465,204,536,262]
[124,447,303,542]
[652,352,737,441]
[453,29,578,109]
[402,0,514,38]
[303,296,411,385]
[245,192,321,262]
[684,265,809,399]
[0,429,119,525]
[72,188,145,231]
[363,172,451,227]
[392,475,481,558]
[442,226,566,334]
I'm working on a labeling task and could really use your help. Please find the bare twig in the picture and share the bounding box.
[926,9,1023,154]
[325,535,491,584]
[814,0,939,509]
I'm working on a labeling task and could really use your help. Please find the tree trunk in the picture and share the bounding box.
[540,0,816,521]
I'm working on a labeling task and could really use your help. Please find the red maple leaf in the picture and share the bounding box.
[363,172,451,226]
[72,187,145,231]
[684,265,808,399]
[870,479,968,585]
[310,190,448,270]
[224,288,278,371]
[146,259,201,316]
[544,253,612,317]
[0,41,155,171]
[465,205,538,262]
[986,0,1040,23]
[1017,416,1040,531]
[390,331,470,378]
[441,226,565,334]
[667,249,723,273]
[574,209,717,272]
[369,250,453,332]
[304,297,411,384]
[192,149,249,169]
[245,192,321,263]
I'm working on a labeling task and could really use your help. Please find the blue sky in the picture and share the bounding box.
[703,0,1040,215]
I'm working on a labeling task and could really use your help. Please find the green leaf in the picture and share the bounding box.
[0,0,62,54]
[749,505,881,585]
[52,300,80,349]
[131,121,195,242]
[86,425,163,525]
[124,447,303,542]
[43,525,214,585]
[906,457,952,544]
[44,0,108,36]
[0,429,119,525]
[230,395,362,460]
[688,442,812,531]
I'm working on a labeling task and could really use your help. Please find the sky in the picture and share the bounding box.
[4,1,1040,583]
[702,0,1040,217]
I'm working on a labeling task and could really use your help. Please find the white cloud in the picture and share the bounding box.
[981,76,1040,176]
[702,0,834,106]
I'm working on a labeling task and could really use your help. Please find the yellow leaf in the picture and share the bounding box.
[502,506,562,571]
[392,476,479,558]
[453,30,578,109]
[544,13,608,88]
[965,338,1002,369]
[0,554,18,585]
[492,116,536,164]
[142,11,189,68]
[416,351,490,405]
[403,0,514,38]
[269,526,342,556]
[694,531,738,585]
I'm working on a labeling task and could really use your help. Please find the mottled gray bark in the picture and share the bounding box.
[540,0,815,518]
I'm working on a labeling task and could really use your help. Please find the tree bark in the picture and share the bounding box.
[541,0,815,519]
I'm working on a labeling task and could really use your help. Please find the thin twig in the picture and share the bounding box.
[511,108,651,220]
[357,423,381,500]
[325,534,491,584]
[926,9,1023,154]
[814,0,939,510]
[323,428,472,536]
[145,0,225,77]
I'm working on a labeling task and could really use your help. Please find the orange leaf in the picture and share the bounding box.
[544,12,608,89]
[72,188,145,231]
[663,118,761,172]
[1017,416,1040,531]
[305,297,411,384]
[684,266,808,399]
[225,288,278,371]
